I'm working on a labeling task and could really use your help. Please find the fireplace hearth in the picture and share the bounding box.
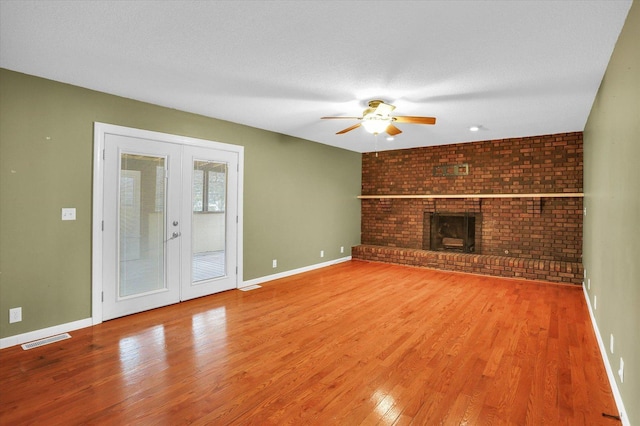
[426,212,478,253]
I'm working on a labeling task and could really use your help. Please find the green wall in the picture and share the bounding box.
[0,69,361,339]
[583,1,639,424]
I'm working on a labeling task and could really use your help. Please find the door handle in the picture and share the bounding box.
[165,231,181,242]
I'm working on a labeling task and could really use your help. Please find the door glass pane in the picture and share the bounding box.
[119,154,166,297]
[192,160,227,282]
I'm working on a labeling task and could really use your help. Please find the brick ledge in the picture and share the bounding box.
[352,245,583,285]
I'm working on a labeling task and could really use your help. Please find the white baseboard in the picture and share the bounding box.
[242,256,351,288]
[0,317,93,350]
[582,285,629,426]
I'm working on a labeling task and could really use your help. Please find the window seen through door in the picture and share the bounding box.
[193,161,226,213]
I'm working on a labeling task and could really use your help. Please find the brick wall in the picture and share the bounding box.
[355,132,584,284]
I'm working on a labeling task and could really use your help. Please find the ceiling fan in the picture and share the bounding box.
[321,100,436,136]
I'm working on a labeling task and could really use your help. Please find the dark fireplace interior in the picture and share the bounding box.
[427,213,477,253]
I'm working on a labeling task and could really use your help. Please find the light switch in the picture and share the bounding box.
[61,208,76,221]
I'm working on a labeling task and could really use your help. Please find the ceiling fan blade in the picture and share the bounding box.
[336,123,362,134]
[386,124,402,136]
[321,116,362,120]
[394,116,437,125]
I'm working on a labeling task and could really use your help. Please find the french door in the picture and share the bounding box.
[181,145,239,300]
[94,124,242,322]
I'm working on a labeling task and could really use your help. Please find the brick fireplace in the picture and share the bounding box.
[352,132,584,284]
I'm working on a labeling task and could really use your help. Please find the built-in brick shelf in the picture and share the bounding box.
[352,245,583,285]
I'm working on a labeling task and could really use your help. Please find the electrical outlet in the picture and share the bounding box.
[61,207,76,221]
[320,250,324,258]
[610,334,614,354]
[9,307,22,323]
[618,358,624,383]
[340,246,344,254]
[272,259,277,268]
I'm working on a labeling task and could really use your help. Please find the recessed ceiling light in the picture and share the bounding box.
[386,136,394,141]
[469,125,480,132]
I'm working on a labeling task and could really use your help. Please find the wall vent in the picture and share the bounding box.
[433,163,469,177]
[21,333,71,350]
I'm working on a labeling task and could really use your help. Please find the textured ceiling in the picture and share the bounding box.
[0,0,632,153]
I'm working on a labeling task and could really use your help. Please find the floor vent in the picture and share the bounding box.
[239,284,262,292]
[21,333,71,350]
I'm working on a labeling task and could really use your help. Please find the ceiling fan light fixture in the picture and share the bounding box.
[361,116,391,134]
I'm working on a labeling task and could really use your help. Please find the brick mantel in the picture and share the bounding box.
[357,193,583,199]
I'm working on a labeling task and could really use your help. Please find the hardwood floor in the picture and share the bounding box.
[0,261,619,425]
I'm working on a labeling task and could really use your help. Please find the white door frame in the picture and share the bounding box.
[91,122,244,325]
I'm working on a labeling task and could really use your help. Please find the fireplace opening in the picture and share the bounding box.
[427,212,477,253]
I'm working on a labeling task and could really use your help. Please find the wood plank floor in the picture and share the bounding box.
[0,261,619,425]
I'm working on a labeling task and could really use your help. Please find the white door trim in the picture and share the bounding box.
[92,123,244,325]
